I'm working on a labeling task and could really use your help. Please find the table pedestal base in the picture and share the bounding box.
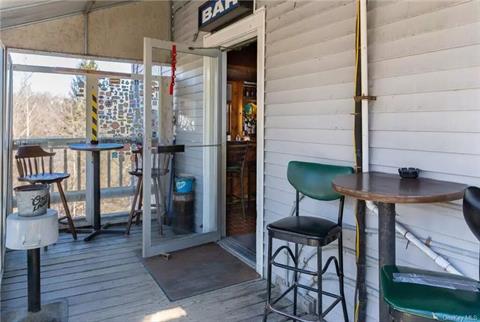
[82,223,124,242]
[2,300,68,322]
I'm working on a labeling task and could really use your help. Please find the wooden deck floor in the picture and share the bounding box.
[1,224,289,322]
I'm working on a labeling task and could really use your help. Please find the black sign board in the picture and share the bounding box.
[198,0,253,32]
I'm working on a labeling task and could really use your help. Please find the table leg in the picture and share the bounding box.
[84,150,124,242]
[378,202,396,322]
[92,151,101,231]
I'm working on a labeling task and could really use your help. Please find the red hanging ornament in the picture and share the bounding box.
[169,44,177,95]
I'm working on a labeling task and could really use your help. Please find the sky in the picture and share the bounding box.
[11,53,134,97]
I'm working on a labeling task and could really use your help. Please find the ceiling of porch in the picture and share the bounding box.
[0,0,134,29]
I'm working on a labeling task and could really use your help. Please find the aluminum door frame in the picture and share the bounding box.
[142,38,224,257]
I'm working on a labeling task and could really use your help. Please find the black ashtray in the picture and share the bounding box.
[398,167,420,179]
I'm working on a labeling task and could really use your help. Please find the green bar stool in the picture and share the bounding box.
[263,161,353,322]
[381,186,480,322]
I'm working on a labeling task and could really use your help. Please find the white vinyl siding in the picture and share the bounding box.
[368,0,480,283]
[173,1,480,321]
[263,1,359,320]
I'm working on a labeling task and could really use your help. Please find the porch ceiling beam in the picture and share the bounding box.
[12,63,163,81]
[84,1,96,14]
[0,1,62,13]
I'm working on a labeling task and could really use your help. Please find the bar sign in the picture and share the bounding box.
[198,0,253,32]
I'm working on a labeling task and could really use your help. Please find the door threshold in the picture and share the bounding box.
[218,237,256,269]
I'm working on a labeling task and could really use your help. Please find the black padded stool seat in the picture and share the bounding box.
[268,216,341,246]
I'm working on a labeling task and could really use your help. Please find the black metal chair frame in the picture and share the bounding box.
[263,191,349,322]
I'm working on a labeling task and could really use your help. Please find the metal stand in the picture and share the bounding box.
[378,202,396,322]
[2,248,68,322]
[84,150,124,241]
[27,249,41,313]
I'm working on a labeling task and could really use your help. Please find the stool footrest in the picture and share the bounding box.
[268,281,343,321]
[296,283,342,300]
[272,261,316,276]
[267,304,324,322]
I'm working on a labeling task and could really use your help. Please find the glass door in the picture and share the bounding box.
[142,39,224,257]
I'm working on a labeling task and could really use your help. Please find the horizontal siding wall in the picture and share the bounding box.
[368,0,480,285]
[263,1,361,321]
[265,1,480,321]
[172,1,480,321]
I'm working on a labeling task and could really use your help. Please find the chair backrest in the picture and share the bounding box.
[131,146,171,174]
[463,186,480,242]
[15,145,55,178]
[227,143,250,169]
[287,161,354,201]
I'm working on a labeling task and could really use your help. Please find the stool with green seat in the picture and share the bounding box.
[381,186,480,322]
[263,161,353,322]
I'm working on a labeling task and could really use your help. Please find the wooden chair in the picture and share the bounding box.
[125,146,171,235]
[227,143,250,218]
[15,145,77,240]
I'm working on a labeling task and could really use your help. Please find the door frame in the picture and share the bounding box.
[1,46,13,280]
[203,7,266,276]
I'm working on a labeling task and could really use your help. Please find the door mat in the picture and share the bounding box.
[139,243,259,301]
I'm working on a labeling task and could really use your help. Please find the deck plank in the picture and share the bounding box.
[1,225,291,321]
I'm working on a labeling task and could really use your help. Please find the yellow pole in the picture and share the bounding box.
[90,92,98,144]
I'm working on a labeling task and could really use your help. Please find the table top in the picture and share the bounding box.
[332,172,467,204]
[69,143,124,152]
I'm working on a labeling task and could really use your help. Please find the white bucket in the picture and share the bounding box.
[14,184,49,217]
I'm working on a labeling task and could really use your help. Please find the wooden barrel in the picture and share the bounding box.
[173,192,194,234]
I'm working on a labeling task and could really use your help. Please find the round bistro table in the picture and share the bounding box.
[69,143,124,241]
[332,171,467,322]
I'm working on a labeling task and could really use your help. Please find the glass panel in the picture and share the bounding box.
[96,76,162,215]
[144,46,220,251]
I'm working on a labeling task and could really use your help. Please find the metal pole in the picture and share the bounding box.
[27,248,41,313]
[378,202,396,322]
[92,150,100,230]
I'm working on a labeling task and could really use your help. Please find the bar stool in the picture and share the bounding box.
[263,161,353,322]
[15,145,77,240]
[125,146,170,235]
[381,186,480,322]
[227,143,250,218]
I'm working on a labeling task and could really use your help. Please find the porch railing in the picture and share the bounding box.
[12,137,137,219]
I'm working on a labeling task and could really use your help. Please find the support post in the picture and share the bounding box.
[142,37,153,257]
[85,75,97,225]
[27,248,41,313]
[355,200,367,321]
